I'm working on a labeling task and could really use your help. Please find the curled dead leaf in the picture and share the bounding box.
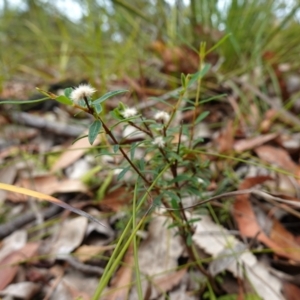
[233,176,300,261]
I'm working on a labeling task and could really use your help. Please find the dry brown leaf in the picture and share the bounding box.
[260,109,277,133]
[269,218,300,256]
[282,282,300,300]
[149,40,199,74]
[0,164,17,202]
[0,252,22,290]
[0,144,39,160]
[0,282,40,300]
[46,267,99,300]
[74,244,115,262]
[255,145,298,172]
[104,245,134,300]
[129,212,184,299]
[0,230,27,261]
[7,175,89,202]
[50,217,88,257]
[0,242,40,290]
[217,120,234,153]
[100,187,133,212]
[255,145,300,184]
[234,133,278,152]
[237,288,245,300]
[153,268,187,293]
[233,176,271,237]
[51,131,100,172]
[2,125,38,141]
[66,281,90,300]
[192,214,284,300]
[233,176,300,261]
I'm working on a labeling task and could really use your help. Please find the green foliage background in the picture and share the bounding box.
[1,0,300,87]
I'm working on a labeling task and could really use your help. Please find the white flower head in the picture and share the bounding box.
[70,84,96,103]
[197,178,205,185]
[154,111,170,123]
[152,136,165,148]
[121,107,138,118]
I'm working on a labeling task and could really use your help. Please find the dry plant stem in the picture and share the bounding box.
[158,143,192,231]
[63,255,104,275]
[165,89,185,130]
[128,121,153,137]
[174,123,183,172]
[158,141,215,285]
[99,116,151,185]
[160,198,218,290]
[140,115,152,134]
[76,103,151,184]
[73,103,89,113]
[165,188,300,215]
[232,77,300,127]
[8,112,85,137]
[160,122,167,137]
[43,271,64,300]
[83,96,93,113]
[0,204,62,239]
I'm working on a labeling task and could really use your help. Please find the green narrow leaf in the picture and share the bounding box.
[113,144,119,153]
[205,33,231,55]
[187,64,211,88]
[88,120,102,145]
[192,137,204,147]
[195,111,210,124]
[110,108,124,121]
[181,73,186,88]
[93,89,128,105]
[130,142,137,160]
[0,97,49,105]
[199,94,227,104]
[117,166,130,181]
[112,0,150,21]
[136,159,145,171]
[186,233,193,246]
[55,95,73,105]
[72,134,88,145]
[36,87,56,99]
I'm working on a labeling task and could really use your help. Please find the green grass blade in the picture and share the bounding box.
[92,164,170,299]
[133,181,143,299]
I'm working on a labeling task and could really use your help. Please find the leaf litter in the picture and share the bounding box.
[2,41,300,300]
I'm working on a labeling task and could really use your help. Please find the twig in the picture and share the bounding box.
[62,256,104,276]
[0,204,62,239]
[8,112,85,137]
[165,188,300,215]
[99,117,151,185]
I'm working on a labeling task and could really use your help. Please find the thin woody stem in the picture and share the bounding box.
[128,121,153,138]
[83,96,93,114]
[99,117,151,185]
[160,197,218,290]
[158,146,193,233]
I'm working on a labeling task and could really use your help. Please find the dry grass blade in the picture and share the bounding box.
[0,183,106,227]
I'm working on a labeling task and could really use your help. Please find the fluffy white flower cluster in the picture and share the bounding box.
[152,136,165,148]
[154,111,170,123]
[121,107,138,118]
[70,84,96,103]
